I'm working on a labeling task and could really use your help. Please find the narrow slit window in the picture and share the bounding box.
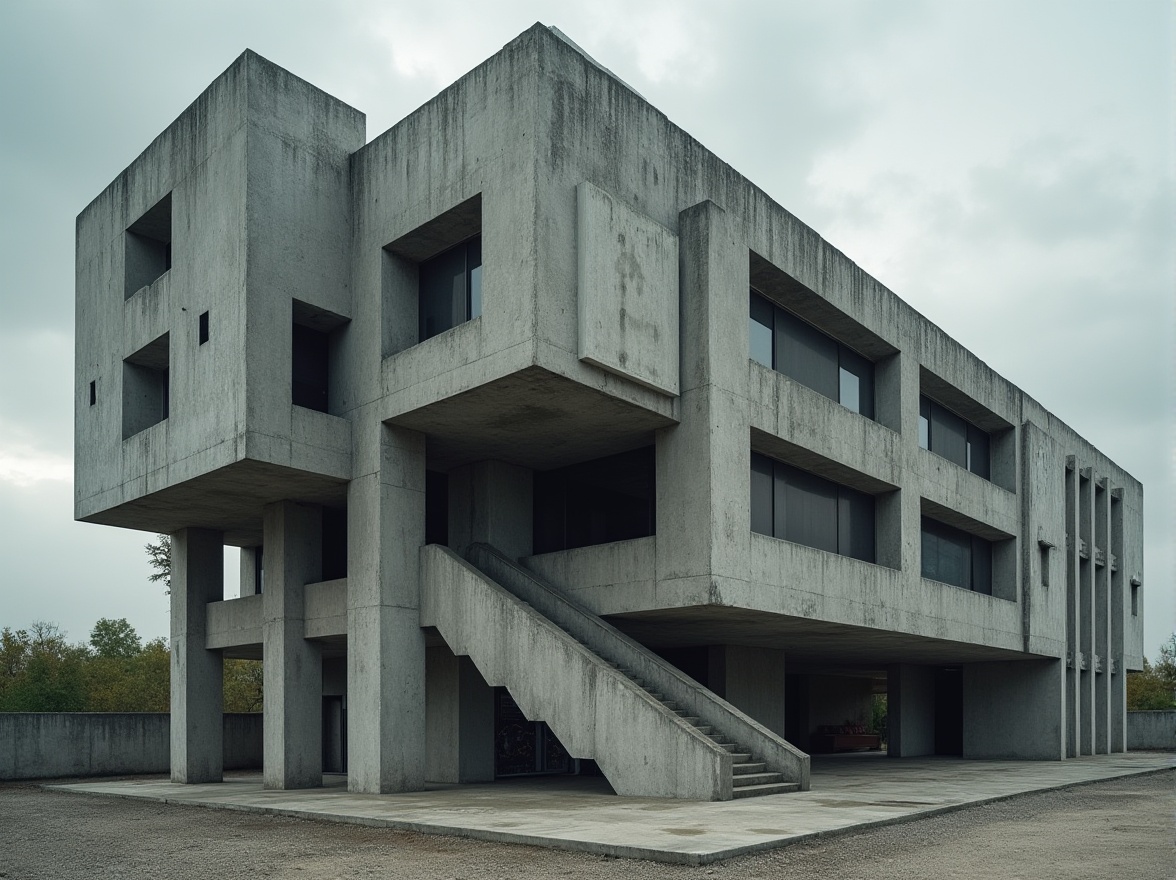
[89,380,96,406]
[198,311,209,345]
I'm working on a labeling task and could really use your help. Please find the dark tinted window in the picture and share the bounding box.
[921,516,992,594]
[749,290,875,419]
[749,292,774,368]
[919,395,991,480]
[534,447,655,553]
[420,236,482,341]
[751,452,876,563]
[321,507,348,581]
[292,323,329,412]
[425,470,449,546]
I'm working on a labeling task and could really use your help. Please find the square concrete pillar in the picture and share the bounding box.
[262,501,324,789]
[347,423,427,793]
[425,645,495,783]
[888,664,935,757]
[963,659,1065,760]
[447,460,533,560]
[707,645,786,736]
[170,527,224,783]
[658,200,750,590]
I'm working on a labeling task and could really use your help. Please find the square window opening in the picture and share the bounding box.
[124,193,173,299]
[122,333,170,439]
[383,194,482,355]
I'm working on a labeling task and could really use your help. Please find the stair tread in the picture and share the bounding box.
[731,762,767,774]
[732,772,784,786]
[731,782,801,799]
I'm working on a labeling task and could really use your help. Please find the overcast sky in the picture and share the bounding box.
[0,0,1171,658]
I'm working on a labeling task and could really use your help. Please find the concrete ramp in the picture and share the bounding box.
[420,543,807,800]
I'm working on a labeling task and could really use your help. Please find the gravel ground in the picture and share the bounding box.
[0,770,1171,879]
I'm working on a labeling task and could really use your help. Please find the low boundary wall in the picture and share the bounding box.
[1127,710,1176,750]
[0,713,262,780]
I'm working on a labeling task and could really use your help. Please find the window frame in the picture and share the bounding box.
[919,395,991,480]
[751,451,876,563]
[920,516,993,595]
[418,234,483,342]
[749,289,875,420]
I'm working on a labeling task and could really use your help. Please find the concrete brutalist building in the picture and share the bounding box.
[74,25,1145,800]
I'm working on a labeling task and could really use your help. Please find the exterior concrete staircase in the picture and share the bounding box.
[420,543,809,800]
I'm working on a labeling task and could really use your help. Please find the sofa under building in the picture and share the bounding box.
[74,24,1146,800]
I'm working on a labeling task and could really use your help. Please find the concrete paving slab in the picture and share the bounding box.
[48,752,1175,865]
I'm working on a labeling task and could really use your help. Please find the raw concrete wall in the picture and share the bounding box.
[889,664,936,757]
[963,660,1065,759]
[1127,711,1176,750]
[0,713,262,781]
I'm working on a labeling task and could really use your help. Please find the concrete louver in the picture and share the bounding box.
[420,543,808,800]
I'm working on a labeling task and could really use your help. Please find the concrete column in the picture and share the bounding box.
[262,501,323,789]
[170,527,224,783]
[448,460,533,559]
[425,645,495,782]
[239,546,260,597]
[707,646,786,736]
[963,659,1064,759]
[888,664,935,757]
[347,422,427,794]
[658,200,749,590]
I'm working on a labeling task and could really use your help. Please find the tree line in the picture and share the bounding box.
[1126,634,1176,710]
[0,618,262,713]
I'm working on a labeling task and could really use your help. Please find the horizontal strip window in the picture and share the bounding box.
[919,396,990,479]
[750,290,874,419]
[751,452,875,563]
[920,516,992,594]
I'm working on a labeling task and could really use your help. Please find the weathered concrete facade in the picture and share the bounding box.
[76,25,1145,799]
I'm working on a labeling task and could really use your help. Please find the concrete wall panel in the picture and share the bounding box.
[0,714,262,781]
[576,181,679,396]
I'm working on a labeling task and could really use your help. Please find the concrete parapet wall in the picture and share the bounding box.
[1127,711,1176,750]
[0,713,262,780]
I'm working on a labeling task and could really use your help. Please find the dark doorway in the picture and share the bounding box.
[493,688,571,776]
[934,666,963,756]
[425,470,449,546]
[322,695,346,773]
